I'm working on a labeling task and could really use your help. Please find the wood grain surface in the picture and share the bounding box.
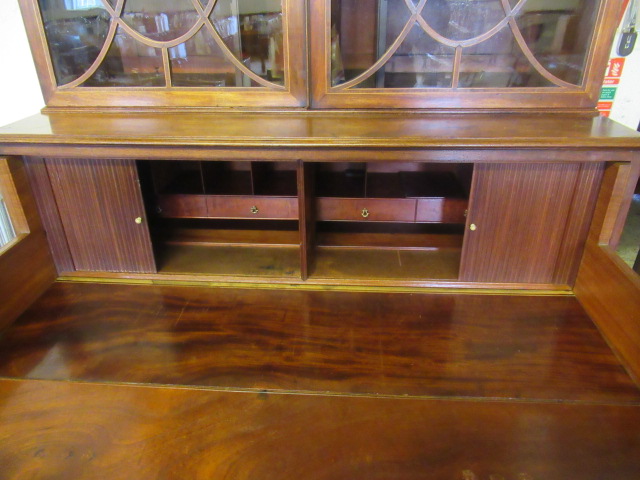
[0,158,56,327]
[575,163,640,384]
[45,158,156,273]
[22,157,74,272]
[0,282,637,403]
[460,163,598,285]
[1,112,640,151]
[0,378,639,480]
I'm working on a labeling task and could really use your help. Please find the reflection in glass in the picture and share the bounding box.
[331,0,602,89]
[354,25,455,88]
[332,0,412,85]
[616,184,640,274]
[459,28,554,87]
[38,0,111,85]
[83,27,165,87]
[515,0,600,85]
[122,0,197,42]
[0,192,16,249]
[211,0,285,84]
[170,29,251,87]
[422,0,504,42]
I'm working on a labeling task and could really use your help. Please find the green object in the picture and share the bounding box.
[600,87,617,100]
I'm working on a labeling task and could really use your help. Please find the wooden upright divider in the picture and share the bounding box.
[298,161,316,280]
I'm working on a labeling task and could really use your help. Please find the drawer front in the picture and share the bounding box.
[157,195,208,218]
[317,198,417,222]
[207,196,299,219]
[416,198,468,223]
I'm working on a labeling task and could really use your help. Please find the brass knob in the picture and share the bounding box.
[469,223,477,231]
[250,206,259,214]
[361,208,370,218]
[135,217,143,225]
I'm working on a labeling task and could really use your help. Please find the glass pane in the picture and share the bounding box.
[122,0,198,42]
[0,194,17,248]
[459,27,555,87]
[515,0,600,85]
[83,27,165,87]
[331,0,602,89]
[354,25,455,88]
[169,29,253,87]
[422,0,504,42]
[332,0,413,86]
[211,0,285,85]
[616,180,640,275]
[38,0,111,85]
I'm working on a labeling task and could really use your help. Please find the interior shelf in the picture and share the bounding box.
[159,244,301,278]
[139,160,471,282]
[150,161,299,221]
[312,248,462,281]
[314,163,470,224]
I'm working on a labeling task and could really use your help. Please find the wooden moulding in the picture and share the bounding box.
[575,161,640,385]
[0,157,56,327]
[2,113,640,153]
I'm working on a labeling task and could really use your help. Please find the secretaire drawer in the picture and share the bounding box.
[207,196,299,219]
[416,198,468,223]
[157,195,208,218]
[317,198,417,222]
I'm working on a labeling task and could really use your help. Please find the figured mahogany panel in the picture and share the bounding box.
[23,157,74,272]
[460,163,597,284]
[1,378,640,480]
[45,158,156,273]
[2,282,638,402]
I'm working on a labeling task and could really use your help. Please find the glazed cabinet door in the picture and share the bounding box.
[20,0,307,108]
[310,0,619,110]
[45,158,156,273]
[459,163,603,285]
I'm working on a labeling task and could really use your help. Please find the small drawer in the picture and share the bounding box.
[207,196,299,219]
[416,198,468,223]
[317,198,417,222]
[157,195,208,218]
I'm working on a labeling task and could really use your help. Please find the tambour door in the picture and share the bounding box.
[459,162,603,285]
[46,158,156,273]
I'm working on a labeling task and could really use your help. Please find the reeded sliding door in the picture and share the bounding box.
[459,162,604,285]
